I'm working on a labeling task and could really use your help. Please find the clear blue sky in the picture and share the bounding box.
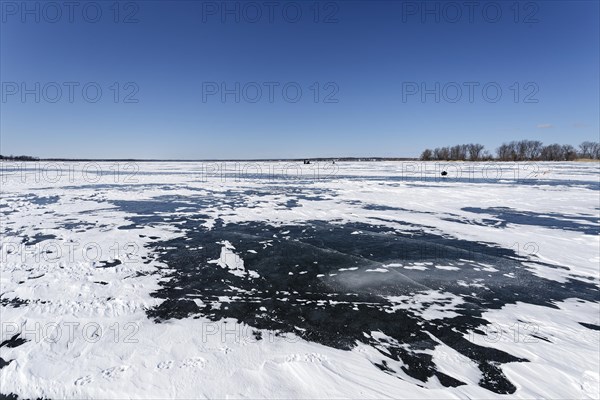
[1,0,598,159]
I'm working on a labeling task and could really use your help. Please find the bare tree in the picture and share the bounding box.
[496,143,512,161]
[562,144,578,161]
[467,143,485,161]
[420,149,433,161]
[593,142,600,159]
[579,141,600,159]
[423,140,597,161]
[460,144,469,160]
[579,141,593,158]
[526,140,543,160]
[540,144,563,161]
[516,140,528,161]
[434,147,450,160]
[450,145,460,160]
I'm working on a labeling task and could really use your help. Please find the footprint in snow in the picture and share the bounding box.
[74,375,93,386]
[180,357,207,368]
[101,365,129,380]
[286,353,327,363]
[156,360,174,370]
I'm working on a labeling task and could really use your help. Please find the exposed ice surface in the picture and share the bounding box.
[0,161,598,399]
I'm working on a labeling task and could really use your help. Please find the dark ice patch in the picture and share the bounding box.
[144,220,599,394]
[0,358,12,370]
[579,322,600,331]
[0,297,28,308]
[58,219,96,230]
[21,234,56,246]
[23,194,59,206]
[96,260,122,268]
[461,207,600,235]
[0,334,27,349]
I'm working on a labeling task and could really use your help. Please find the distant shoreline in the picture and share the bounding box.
[1,157,599,163]
[0,157,419,162]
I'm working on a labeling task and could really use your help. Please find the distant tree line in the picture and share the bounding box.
[421,140,600,161]
[0,155,39,161]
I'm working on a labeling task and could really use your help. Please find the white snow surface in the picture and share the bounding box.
[0,160,598,399]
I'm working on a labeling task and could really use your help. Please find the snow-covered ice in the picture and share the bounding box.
[0,161,598,399]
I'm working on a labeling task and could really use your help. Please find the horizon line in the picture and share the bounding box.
[0,156,419,162]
